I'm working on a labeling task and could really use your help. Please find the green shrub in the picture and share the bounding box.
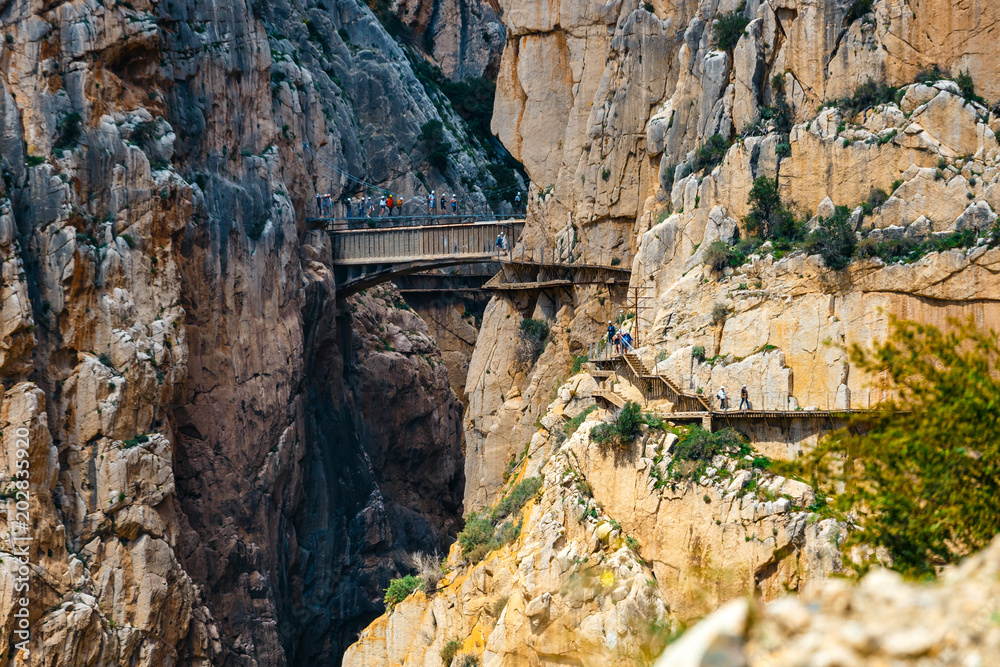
[591,401,642,447]
[711,302,728,325]
[564,405,597,438]
[441,640,462,666]
[457,513,494,560]
[672,426,748,462]
[692,345,706,362]
[703,239,748,271]
[569,354,588,375]
[862,188,888,215]
[98,353,114,368]
[955,70,987,106]
[703,240,731,271]
[384,575,422,610]
[805,205,856,271]
[692,134,730,173]
[775,141,791,157]
[796,318,1000,578]
[131,120,158,147]
[458,477,542,563]
[713,4,749,52]
[743,176,802,242]
[836,78,898,117]
[915,64,946,87]
[54,111,83,150]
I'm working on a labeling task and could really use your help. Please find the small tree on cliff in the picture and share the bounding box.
[796,317,1000,578]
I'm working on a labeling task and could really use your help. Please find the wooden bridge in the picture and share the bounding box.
[326,219,524,298]
[323,218,634,299]
[589,353,878,431]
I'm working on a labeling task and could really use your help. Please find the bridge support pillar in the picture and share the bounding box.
[701,414,712,431]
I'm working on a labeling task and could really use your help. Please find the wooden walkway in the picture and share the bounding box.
[326,219,634,298]
[590,354,877,428]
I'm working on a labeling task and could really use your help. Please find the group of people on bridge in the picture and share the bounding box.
[315,190,525,220]
[606,322,634,355]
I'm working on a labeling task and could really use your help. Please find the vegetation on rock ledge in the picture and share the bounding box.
[795,318,1000,578]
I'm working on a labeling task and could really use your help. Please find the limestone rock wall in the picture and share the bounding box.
[0,0,495,662]
[465,1,1000,517]
[346,379,841,666]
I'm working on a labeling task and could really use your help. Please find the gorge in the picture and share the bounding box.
[1,0,999,665]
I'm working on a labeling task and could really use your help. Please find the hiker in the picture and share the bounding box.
[396,195,404,215]
[440,194,447,212]
[428,190,436,214]
[514,191,522,214]
[316,193,323,217]
[739,385,750,410]
[451,194,457,213]
[495,232,503,257]
[345,196,353,218]
[500,231,508,253]
[717,387,728,411]
[378,196,386,217]
[613,331,622,356]
[387,194,394,216]
[621,330,633,351]
[606,322,616,351]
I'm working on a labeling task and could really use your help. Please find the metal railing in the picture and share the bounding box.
[329,220,524,264]
[314,213,523,231]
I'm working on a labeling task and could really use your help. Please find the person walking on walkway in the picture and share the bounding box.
[316,193,323,217]
[500,231,508,254]
[396,196,404,216]
[428,190,436,214]
[451,194,457,213]
[739,385,750,410]
[606,321,615,355]
[345,196,354,218]
[495,231,503,257]
[387,194,394,216]
[378,196,387,217]
[621,330,633,351]
[514,191,522,214]
[717,387,728,411]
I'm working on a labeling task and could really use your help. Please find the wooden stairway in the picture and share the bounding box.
[621,353,711,411]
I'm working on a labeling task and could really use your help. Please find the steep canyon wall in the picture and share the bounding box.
[0,0,503,663]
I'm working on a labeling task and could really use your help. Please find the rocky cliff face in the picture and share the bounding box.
[464,0,1000,512]
[345,376,842,665]
[0,0,501,662]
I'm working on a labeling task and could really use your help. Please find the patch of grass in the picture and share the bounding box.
[441,640,462,666]
[569,354,588,375]
[98,353,114,368]
[383,574,421,610]
[458,477,542,563]
[564,405,597,438]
